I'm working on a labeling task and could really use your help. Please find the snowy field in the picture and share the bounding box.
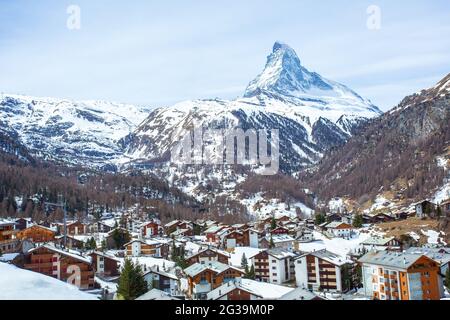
[0,263,97,300]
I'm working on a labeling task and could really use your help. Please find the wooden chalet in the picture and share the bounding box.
[184,261,244,299]
[0,220,19,253]
[90,251,121,277]
[125,239,161,257]
[16,225,56,243]
[253,250,270,282]
[14,218,33,231]
[415,200,438,219]
[141,221,161,238]
[143,266,179,294]
[55,235,85,249]
[66,221,88,235]
[270,226,290,235]
[24,244,95,289]
[186,247,230,266]
[441,199,450,217]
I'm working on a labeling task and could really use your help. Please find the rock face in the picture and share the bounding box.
[307,73,450,203]
[0,94,151,170]
[122,42,381,173]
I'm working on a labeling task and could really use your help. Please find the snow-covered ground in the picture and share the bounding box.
[240,193,314,219]
[409,231,421,242]
[328,198,345,213]
[237,279,294,300]
[94,276,118,294]
[0,263,98,300]
[0,253,19,263]
[364,195,396,214]
[432,181,450,204]
[297,231,373,257]
[421,229,447,246]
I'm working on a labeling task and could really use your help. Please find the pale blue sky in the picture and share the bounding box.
[0,0,449,111]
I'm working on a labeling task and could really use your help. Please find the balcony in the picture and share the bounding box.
[24,262,54,269]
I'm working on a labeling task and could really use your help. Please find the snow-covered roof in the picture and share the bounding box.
[123,238,160,246]
[304,249,352,266]
[361,236,397,246]
[23,224,57,233]
[184,261,242,277]
[206,278,293,300]
[129,256,176,270]
[136,288,180,300]
[266,234,295,243]
[28,244,92,264]
[186,247,231,260]
[90,251,121,262]
[404,247,450,266]
[164,220,181,228]
[268,248,297,260]
[170,228,191,237]
[204,225,225,234]
[144,266,178,281]
[358,250,430,270]
[278,287,321,300]
[325,221,352,229]
[0,219,16,226]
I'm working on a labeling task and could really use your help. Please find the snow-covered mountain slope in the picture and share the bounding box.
[0,94,151,169]
[307,72,450,209]
[244,42,379,113]
[122,42,382,172]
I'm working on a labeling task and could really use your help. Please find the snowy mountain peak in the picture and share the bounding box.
[272,41,301,65]
[243,43,380,114]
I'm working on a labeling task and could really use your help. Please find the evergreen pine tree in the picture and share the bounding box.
[116,258,133,300]
[171,241,178,260]
[270,216,277,230]
[436,205,442,219]
[241,253,248,269]
[269,235,275,249]
[176,245,188,269]
[445,267,450,291]
[353,214,363,228]
[116,258,148,300]
[315,213,326,225]
[244,264,250,278]
[101,239,107,252]
[132,262,149,295]
[248,265,255,280]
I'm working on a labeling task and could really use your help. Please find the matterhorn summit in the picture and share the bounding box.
[121,42,382,173]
